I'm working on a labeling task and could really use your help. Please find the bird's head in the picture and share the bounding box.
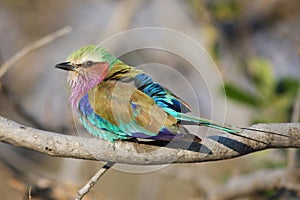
[55,45,120,109]
[55,45,119,89]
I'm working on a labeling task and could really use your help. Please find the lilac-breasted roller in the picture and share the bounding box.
[55,45,287,143]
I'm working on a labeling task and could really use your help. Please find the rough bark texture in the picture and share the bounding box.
[0,116,299,165]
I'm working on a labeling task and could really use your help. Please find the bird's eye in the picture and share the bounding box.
[85,61,94,67]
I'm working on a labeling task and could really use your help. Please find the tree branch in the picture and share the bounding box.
[0,115,299,165]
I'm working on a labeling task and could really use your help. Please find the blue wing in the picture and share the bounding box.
[134,73,191,115]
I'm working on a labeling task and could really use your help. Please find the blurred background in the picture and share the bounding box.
[0,0,300,199]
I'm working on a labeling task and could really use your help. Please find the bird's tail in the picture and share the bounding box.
[176,113,291,144]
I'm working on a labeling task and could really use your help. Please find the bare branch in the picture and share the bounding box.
[0,26,72,79]
[75,162,114,200]
[0,115,299,165]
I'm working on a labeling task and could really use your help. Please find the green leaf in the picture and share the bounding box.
[276,77,299,96]
[212,41,221,60]
[224,83,261,107]
[208,1,241,21]
[248,57,275,97]
[252,93,295,123]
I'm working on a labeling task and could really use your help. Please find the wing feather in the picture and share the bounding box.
[88,80,177,135]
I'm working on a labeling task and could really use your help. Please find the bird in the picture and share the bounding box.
[55,45,288,143]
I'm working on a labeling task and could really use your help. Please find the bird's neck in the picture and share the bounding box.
[69,77,95,111]
[69,66,109,110]
[70,81,89,111]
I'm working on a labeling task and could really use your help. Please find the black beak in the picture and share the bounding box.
[55,62,75,71]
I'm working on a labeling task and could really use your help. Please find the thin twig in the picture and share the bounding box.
[75,162,115,200]
[28,186,32,200]
[0,26,72,79]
